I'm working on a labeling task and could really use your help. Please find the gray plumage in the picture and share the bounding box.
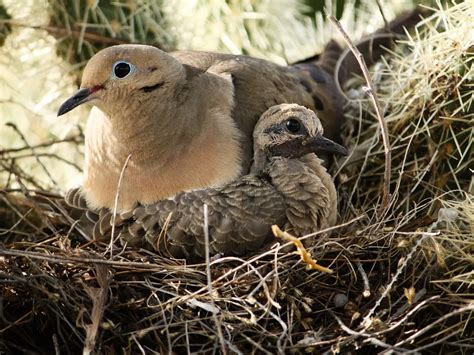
[64,104,347,260]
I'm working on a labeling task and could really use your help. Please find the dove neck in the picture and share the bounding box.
[83,78,242,210]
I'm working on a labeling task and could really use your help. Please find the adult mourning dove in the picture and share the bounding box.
[64,104,347,260]
[57,9,424,211]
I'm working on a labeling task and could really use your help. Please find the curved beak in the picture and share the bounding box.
[303,135,348,156]
[57,86,102,116]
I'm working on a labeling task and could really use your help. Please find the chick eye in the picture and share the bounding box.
[113,61,133,79]
[285,118,302,134]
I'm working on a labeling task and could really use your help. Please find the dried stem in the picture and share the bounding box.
[328,15,392,209]
[83,265,111,355]
[2,22,129,46]
[108,154,132,259]
[203,204,227,354]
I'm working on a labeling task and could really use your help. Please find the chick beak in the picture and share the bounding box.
[303,135,348,156]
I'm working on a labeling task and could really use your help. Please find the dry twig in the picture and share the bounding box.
[108,154,132,259]
[328,15,392,209]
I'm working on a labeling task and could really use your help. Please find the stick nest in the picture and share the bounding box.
[1,3,473,354]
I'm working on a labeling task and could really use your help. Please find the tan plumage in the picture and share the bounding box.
[57,9,425,211]
[63,104,347,260]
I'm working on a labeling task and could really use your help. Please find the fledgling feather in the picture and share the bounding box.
[64,104,347,261]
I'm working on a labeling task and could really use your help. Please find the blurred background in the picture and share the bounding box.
[0,0,439,191]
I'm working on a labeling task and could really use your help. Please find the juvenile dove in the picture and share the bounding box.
[57,9,424,211]
[64,104,347,260]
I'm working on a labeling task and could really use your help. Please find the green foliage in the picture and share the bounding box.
[0,3,12,47]
[48,0,174,65]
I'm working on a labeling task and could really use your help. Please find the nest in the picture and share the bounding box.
[1,3,473,354]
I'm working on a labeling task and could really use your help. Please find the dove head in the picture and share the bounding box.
[253,104,347,160]
[57,44,185,117]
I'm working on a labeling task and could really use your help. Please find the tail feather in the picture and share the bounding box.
[293,7,428,85]
[288,7,428,143]
[340,7,428,80]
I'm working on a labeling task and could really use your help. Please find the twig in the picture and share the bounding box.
[52,334,60,355]
[375,295,438,337]
[0,160,46,191]
[328,15,392,209]
[10,152,82,172]
[0,194,48,237]
[356,261,371,297]
[330,312,409,352]
[83,265,111,355]
[203,204,227,355]
[131,334,147,355]
[240,334,272,355]
[286,214,365,241]
[361,229,435,328]
[2,22,129,46]
[375,0,390,29]
[174,216,363,305]
[254,299,288,351]
[109,154,132,259]
[392,303,474,349]
[0,135,83,155]
[0,248,179,270]
[5,123,59,187]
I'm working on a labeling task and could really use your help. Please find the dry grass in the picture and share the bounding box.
[1,2,473,354]
[1,190,472,353]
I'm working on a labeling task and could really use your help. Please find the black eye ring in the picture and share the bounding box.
[285,118,302,134]
[113,61,132,79]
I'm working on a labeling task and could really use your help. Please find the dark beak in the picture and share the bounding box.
[267,135,348,158]
[303,135,348,156]
[57,87,98,116]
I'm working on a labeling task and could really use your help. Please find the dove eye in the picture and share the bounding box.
[285,118,303,134]
[113,61,134,79]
